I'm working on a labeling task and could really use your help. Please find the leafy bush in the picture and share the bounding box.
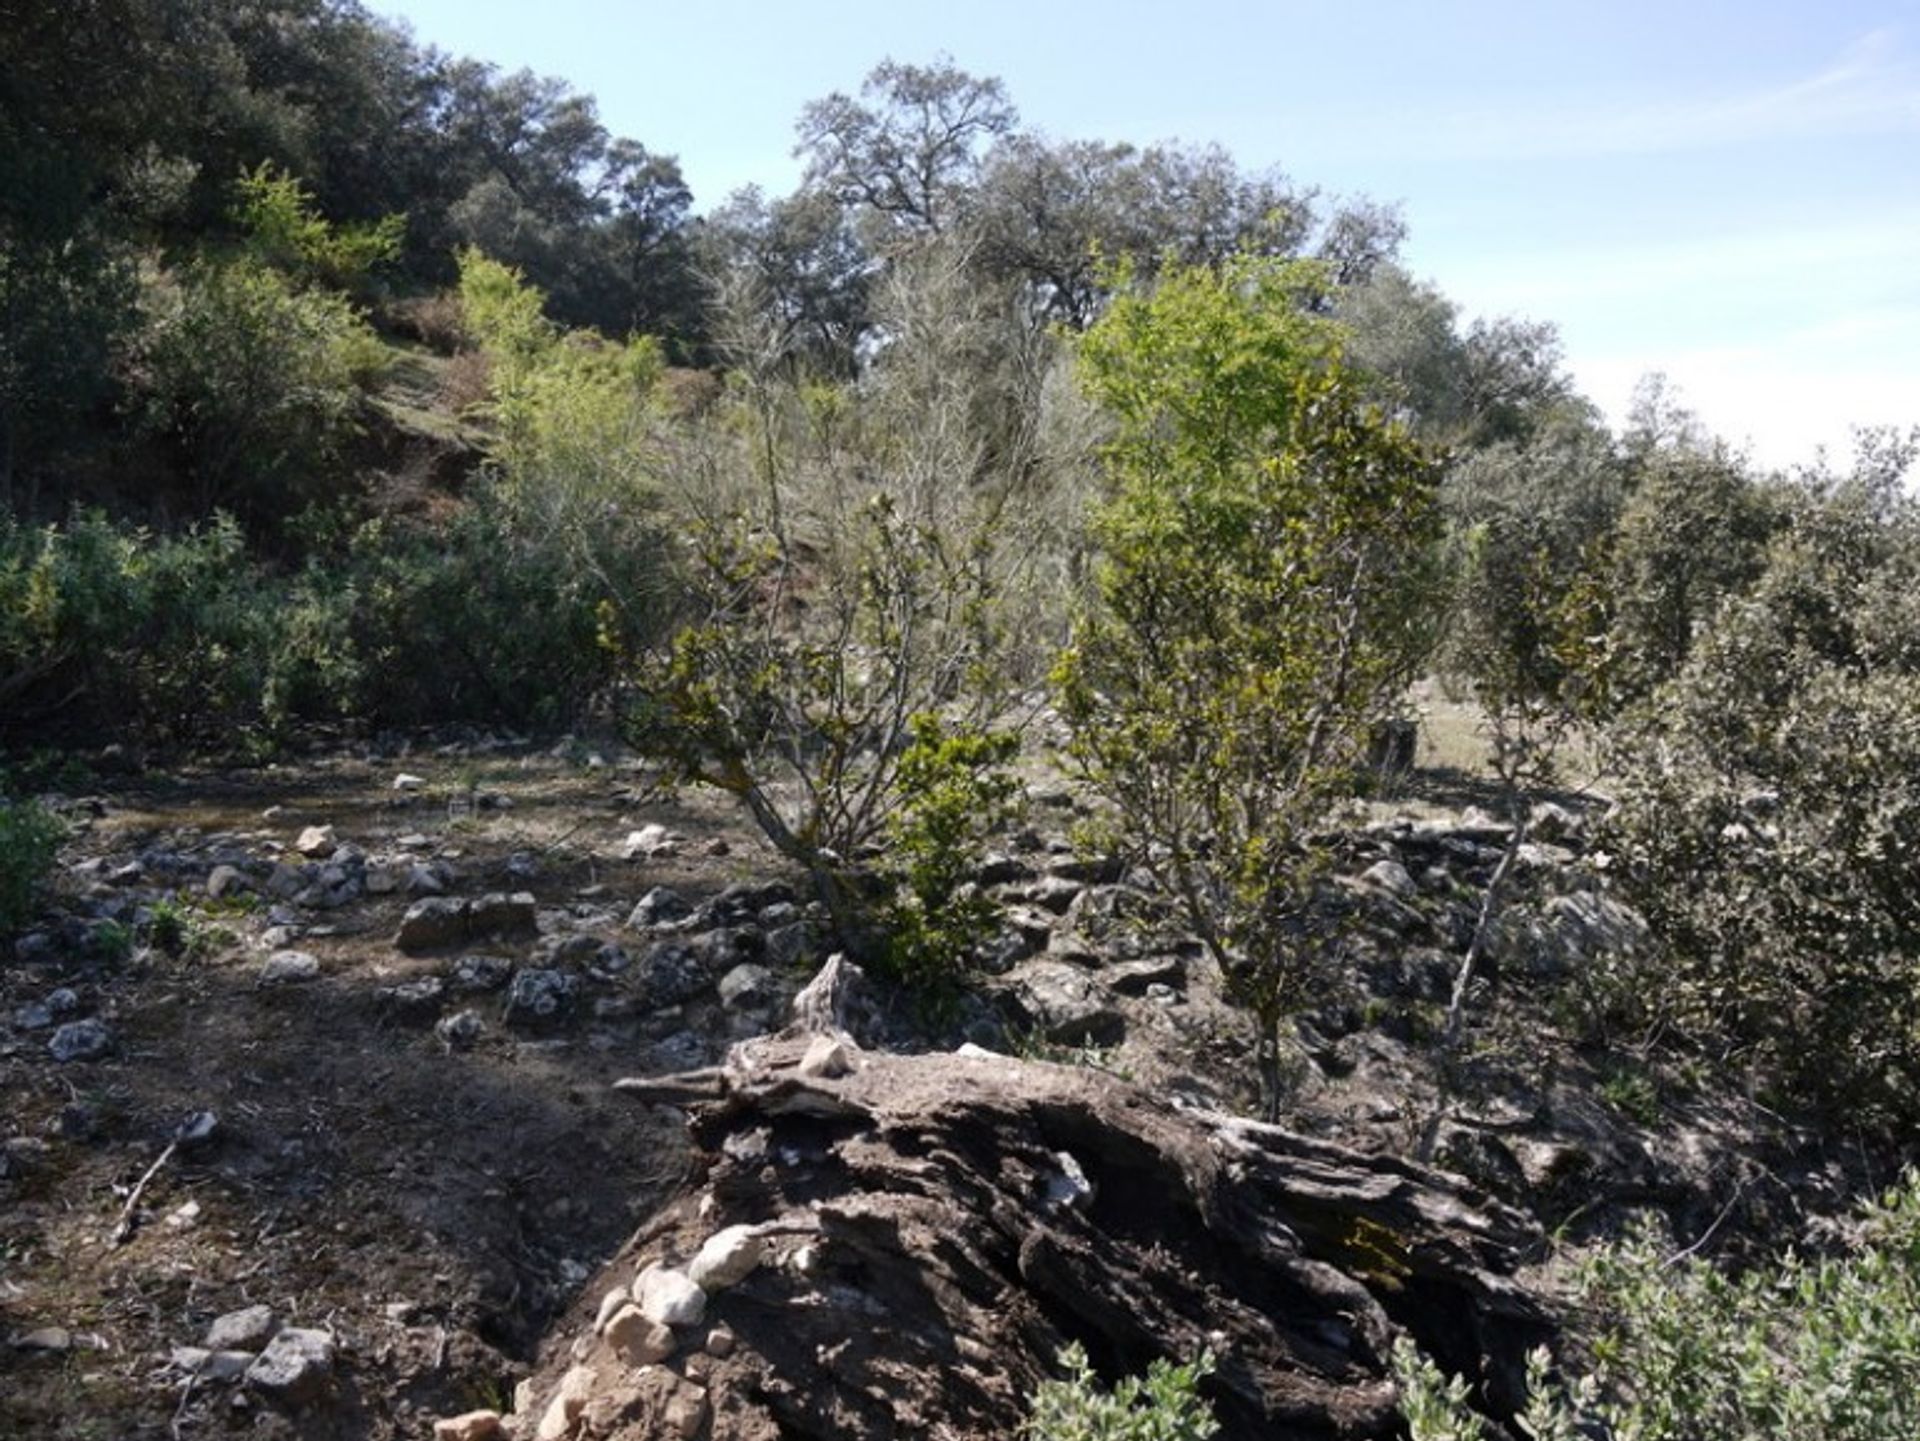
[232,162,404,297]
[1058,255,1440,1116]
[0,793,63,934]
[1023,1343,1218,1441]
[1397,1172,1920,1441]
[1600,434,1920,1123]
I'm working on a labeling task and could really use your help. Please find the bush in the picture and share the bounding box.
[1600,434,1920,1123]
[1397,1172,1920,1441]
[1023,1343,1218,1441]
[0,793,63,934]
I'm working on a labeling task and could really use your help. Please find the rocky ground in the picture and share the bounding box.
[0,732,1890,1438]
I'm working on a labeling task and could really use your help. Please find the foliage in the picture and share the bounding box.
[879,715,1021,996]
[1023,1343,1218,1441]
[233,162,403,296]
[1058,254,1440,1116]
[1397,1172,1920,1441]
[1599,433,1920,1123]
[0,792,64,935]
[129,254,384,526]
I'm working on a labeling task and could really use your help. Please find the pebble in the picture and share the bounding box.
[436,1010,485,1050]
[48,1019,112,1063]
[633,1265,707,1328]
[205,1304,279,1352]
[603,1305,676,1364]
[244,1326,335,1404]
[259,950,320,985]
[686,1225,765,1292]
[294,826,336,859]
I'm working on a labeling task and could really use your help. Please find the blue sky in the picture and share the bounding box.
[376,0,1919,469]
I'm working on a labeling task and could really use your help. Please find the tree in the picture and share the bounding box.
[795,57,1016,241]
[1057,255,1441,1116]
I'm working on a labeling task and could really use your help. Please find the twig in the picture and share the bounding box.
[111,1137,180,1247]
[170,1347,208,1439]
[1663,1181,1746,1269]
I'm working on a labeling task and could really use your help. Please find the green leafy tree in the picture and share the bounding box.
[1057,255,1441,1116]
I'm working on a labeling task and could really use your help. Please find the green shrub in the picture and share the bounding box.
[1023,1343,1218,1441]
[0,794,63,934]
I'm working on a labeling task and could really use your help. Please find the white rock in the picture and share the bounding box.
[602,1305,676,1364]
[259,950,320,985]
[294,826,336,858]
[592,1285,630,1334]
[393,773,427,791]
[633,1264,707,1328]
[798,1035,853,1079]
[686,1225,765,1292]
[534,1364,596,1441]
[432,1410,503,1441]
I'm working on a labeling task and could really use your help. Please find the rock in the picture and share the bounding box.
[468,892,537,939]
[205,1303,279,1352]
[717,963,774,1011]
[245,1326,334,1404]
[593,1286,631,1334]
[381,977,445,1024]
[798,1035,854,1079]
[663,1386,709,1440]
[636,943,710,1007]
[505,969,576,1026]
[1041,1150,1097,1213]
[1359,859,1418,901]
[396,897,469,951]
[437,1010,485,1050]
[13,1326,71,1352]
[686,1225,765,1292]
[1014,963,1126,1047]
[12,1000,53,1031]
[259,950,320,985]
[364,864,403,896]
[633,1265,707,1328]
[1528,800,1583,843]
[393,773,427,792]
[206,864,248,900]
[603,1305,676,1364]
[408,862,450,895]
[1108,955,1186,997]
[433,1411,503,1441]
[628,886,693,929]
[450,953,514,993]
[1023,875,1085,914]
[704,1325,735,1358]
[293,826,336,859]
[48,1018,112,1063]
[169,1346,253,1381]
[535,1364,597,1441]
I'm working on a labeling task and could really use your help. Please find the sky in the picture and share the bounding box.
[374,0,1920,470]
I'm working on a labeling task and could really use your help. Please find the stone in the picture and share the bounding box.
[450,953,514,993]
[205,1304,279,1352]
[48,1019,112,1063]
[717,963,774,1011]
[637,943,710,1007]
[1359,859,1418,901]
[206,864,248,900]
[663,1385,710,1440]
[1108,955,1186,997]
[245,1327,335,1405]
[593,1286,631,1334]
[397,898,469,951]
[468,892,537,939]
[1015,963,1125,1047]
[393,773,427,792]
[602,1305,676,1364]
[628,886,693,929]
[13,1326,71,1352]
[535,1364,597,1441]
[293,826,336,859]
[259,950,320,986]
[704,1325,735,1358]
[436,1010,485,1050]
[633,1265,707,1328]
[13,1000,53,1031]
[797,1035,853,1080]
[364,864,403,896]
[408,862,449,895]
[686,1225,765,1292]
[433,1411,503,1441]
[621,824,676,861]
[381,977,445,1024]
[505,969,576,1025]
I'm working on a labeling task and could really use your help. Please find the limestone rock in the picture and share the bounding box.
[293,825,336,858]
[686,1225,765,1293]
[259,950,320,985]
[205,1304,279,1352]
[633,1265,707,1328]
[603,1305,676,1364]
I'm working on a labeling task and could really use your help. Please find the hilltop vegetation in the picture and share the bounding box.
[5,3,1920,1437]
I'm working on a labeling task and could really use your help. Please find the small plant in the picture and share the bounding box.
[1023,1342,1218,1441]
[0,795,64,934]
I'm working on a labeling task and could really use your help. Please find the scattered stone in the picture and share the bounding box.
[396,897,469,951]
[436,1010,485,1050]
[636,943,710,1007]
[433,1411,503,1441]
[244,1327,334,1405]
[450,954,514,993]
[663,1385,710,1440]
[165,1199,203,1230]
[206,864,248,900]
[633,1265,707,1329]
[364,864,403,896]
[704,1325,735,1358]
[13,1326,71,1352]
[717,963,773,1011]
[408,862,450,895]
[381,977,445,1024]
[593,1286,631,1335]
[621,824,678,861]
[393,773,427,792]
[468,892,537,939]
[602,1305,676,1364]
[169,1346,253,1381]
[628,886,693,929]
[505,969,576,1025]
[1042,1151,1097,1213]
[1014,963,1126,1047]
[1359,859,1418,901]
[1108,955,1186,997]
[535,1364,597,1441]
[293,826,336,859]
[259,950,320,986]
[798,1035,854,1079]
[686,1225,765,1292]
[48,1018,112,1063]
[205,1304,279,1353]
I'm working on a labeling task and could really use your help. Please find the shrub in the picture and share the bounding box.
[1057,255,1441,1117]
[0,793,63,934]
[1023,1343,1218,1441]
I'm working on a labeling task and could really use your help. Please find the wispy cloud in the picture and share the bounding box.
[1365,28,1920,162]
